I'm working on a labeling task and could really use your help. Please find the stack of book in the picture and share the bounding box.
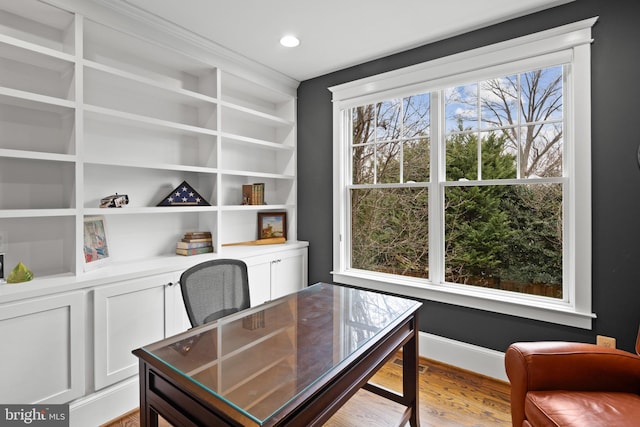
[242,310,265,330]
[242,183,265,205]
[176,231,213,256]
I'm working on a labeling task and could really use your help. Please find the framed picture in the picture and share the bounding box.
[83,216,111,270]
[258,212,287,240]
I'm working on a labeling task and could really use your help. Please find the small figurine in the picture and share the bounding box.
[6,262,33,284]
[100,193,129,208]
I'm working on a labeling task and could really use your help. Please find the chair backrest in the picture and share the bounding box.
[179,259,250,327]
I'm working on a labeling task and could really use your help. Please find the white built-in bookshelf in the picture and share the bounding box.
[0,0,299,285]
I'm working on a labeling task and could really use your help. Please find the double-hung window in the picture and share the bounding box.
[331,18,597,328]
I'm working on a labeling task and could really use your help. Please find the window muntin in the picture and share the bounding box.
[349,65,566,299]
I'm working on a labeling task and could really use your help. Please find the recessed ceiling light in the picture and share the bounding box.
[280,35,300,48]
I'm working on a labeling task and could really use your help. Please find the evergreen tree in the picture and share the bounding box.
[444,131,514,283]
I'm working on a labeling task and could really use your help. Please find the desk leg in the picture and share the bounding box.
[402,317,420,427]
[138,361,159,427]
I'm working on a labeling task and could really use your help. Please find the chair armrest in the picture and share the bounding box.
[505,341,640,427]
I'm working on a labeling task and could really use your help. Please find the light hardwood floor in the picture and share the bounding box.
[103,356,512,427]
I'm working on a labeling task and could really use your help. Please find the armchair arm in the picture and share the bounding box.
[505,341,640,427]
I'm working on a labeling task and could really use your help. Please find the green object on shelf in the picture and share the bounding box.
[6,262,34,284]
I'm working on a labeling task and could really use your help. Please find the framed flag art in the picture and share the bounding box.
[157,181,211,206]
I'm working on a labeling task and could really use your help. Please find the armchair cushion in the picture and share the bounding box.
[525,391,640,426]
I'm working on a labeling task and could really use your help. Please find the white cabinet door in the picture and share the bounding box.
[271,248,308,300]
[93,274,172,390]
[0,292,85,404]
[164,279,192,335]
[246,257,273,306]
[244,247,308,304]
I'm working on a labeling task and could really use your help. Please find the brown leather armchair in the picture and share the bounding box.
[505,329,640,427]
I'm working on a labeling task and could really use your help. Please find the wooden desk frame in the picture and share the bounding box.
[134,301,420,426]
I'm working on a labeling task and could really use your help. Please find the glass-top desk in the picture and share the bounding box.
[133,282,422,426]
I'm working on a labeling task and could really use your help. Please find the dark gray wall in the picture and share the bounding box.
[297,0,640,353]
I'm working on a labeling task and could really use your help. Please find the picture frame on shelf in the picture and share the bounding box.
[258,212,287,240]
[83,216,111,270]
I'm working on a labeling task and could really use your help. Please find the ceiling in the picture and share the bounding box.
[121,0,572,82]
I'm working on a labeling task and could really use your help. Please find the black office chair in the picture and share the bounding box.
[179,259,250,327]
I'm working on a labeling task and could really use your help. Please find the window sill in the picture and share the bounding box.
[332,270,595,329]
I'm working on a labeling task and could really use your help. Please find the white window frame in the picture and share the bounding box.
[330,17,598,329]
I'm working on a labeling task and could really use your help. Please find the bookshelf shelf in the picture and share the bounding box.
[0,39,75,76]
[220,169,295,180]
[84,159,218,175]
[83,60,219,107]
[83,206,219,216]
[0,87,75,108]
[84,104,218,136]
[0,33,75,61]
[220,132,295,150]
[220,204,292,211]
[220,101,294,127]
[0,148,76,163]
[0,209,76,219]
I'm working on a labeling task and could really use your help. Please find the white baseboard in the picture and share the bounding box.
[418,332,508,382]
[69,378,139,427]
